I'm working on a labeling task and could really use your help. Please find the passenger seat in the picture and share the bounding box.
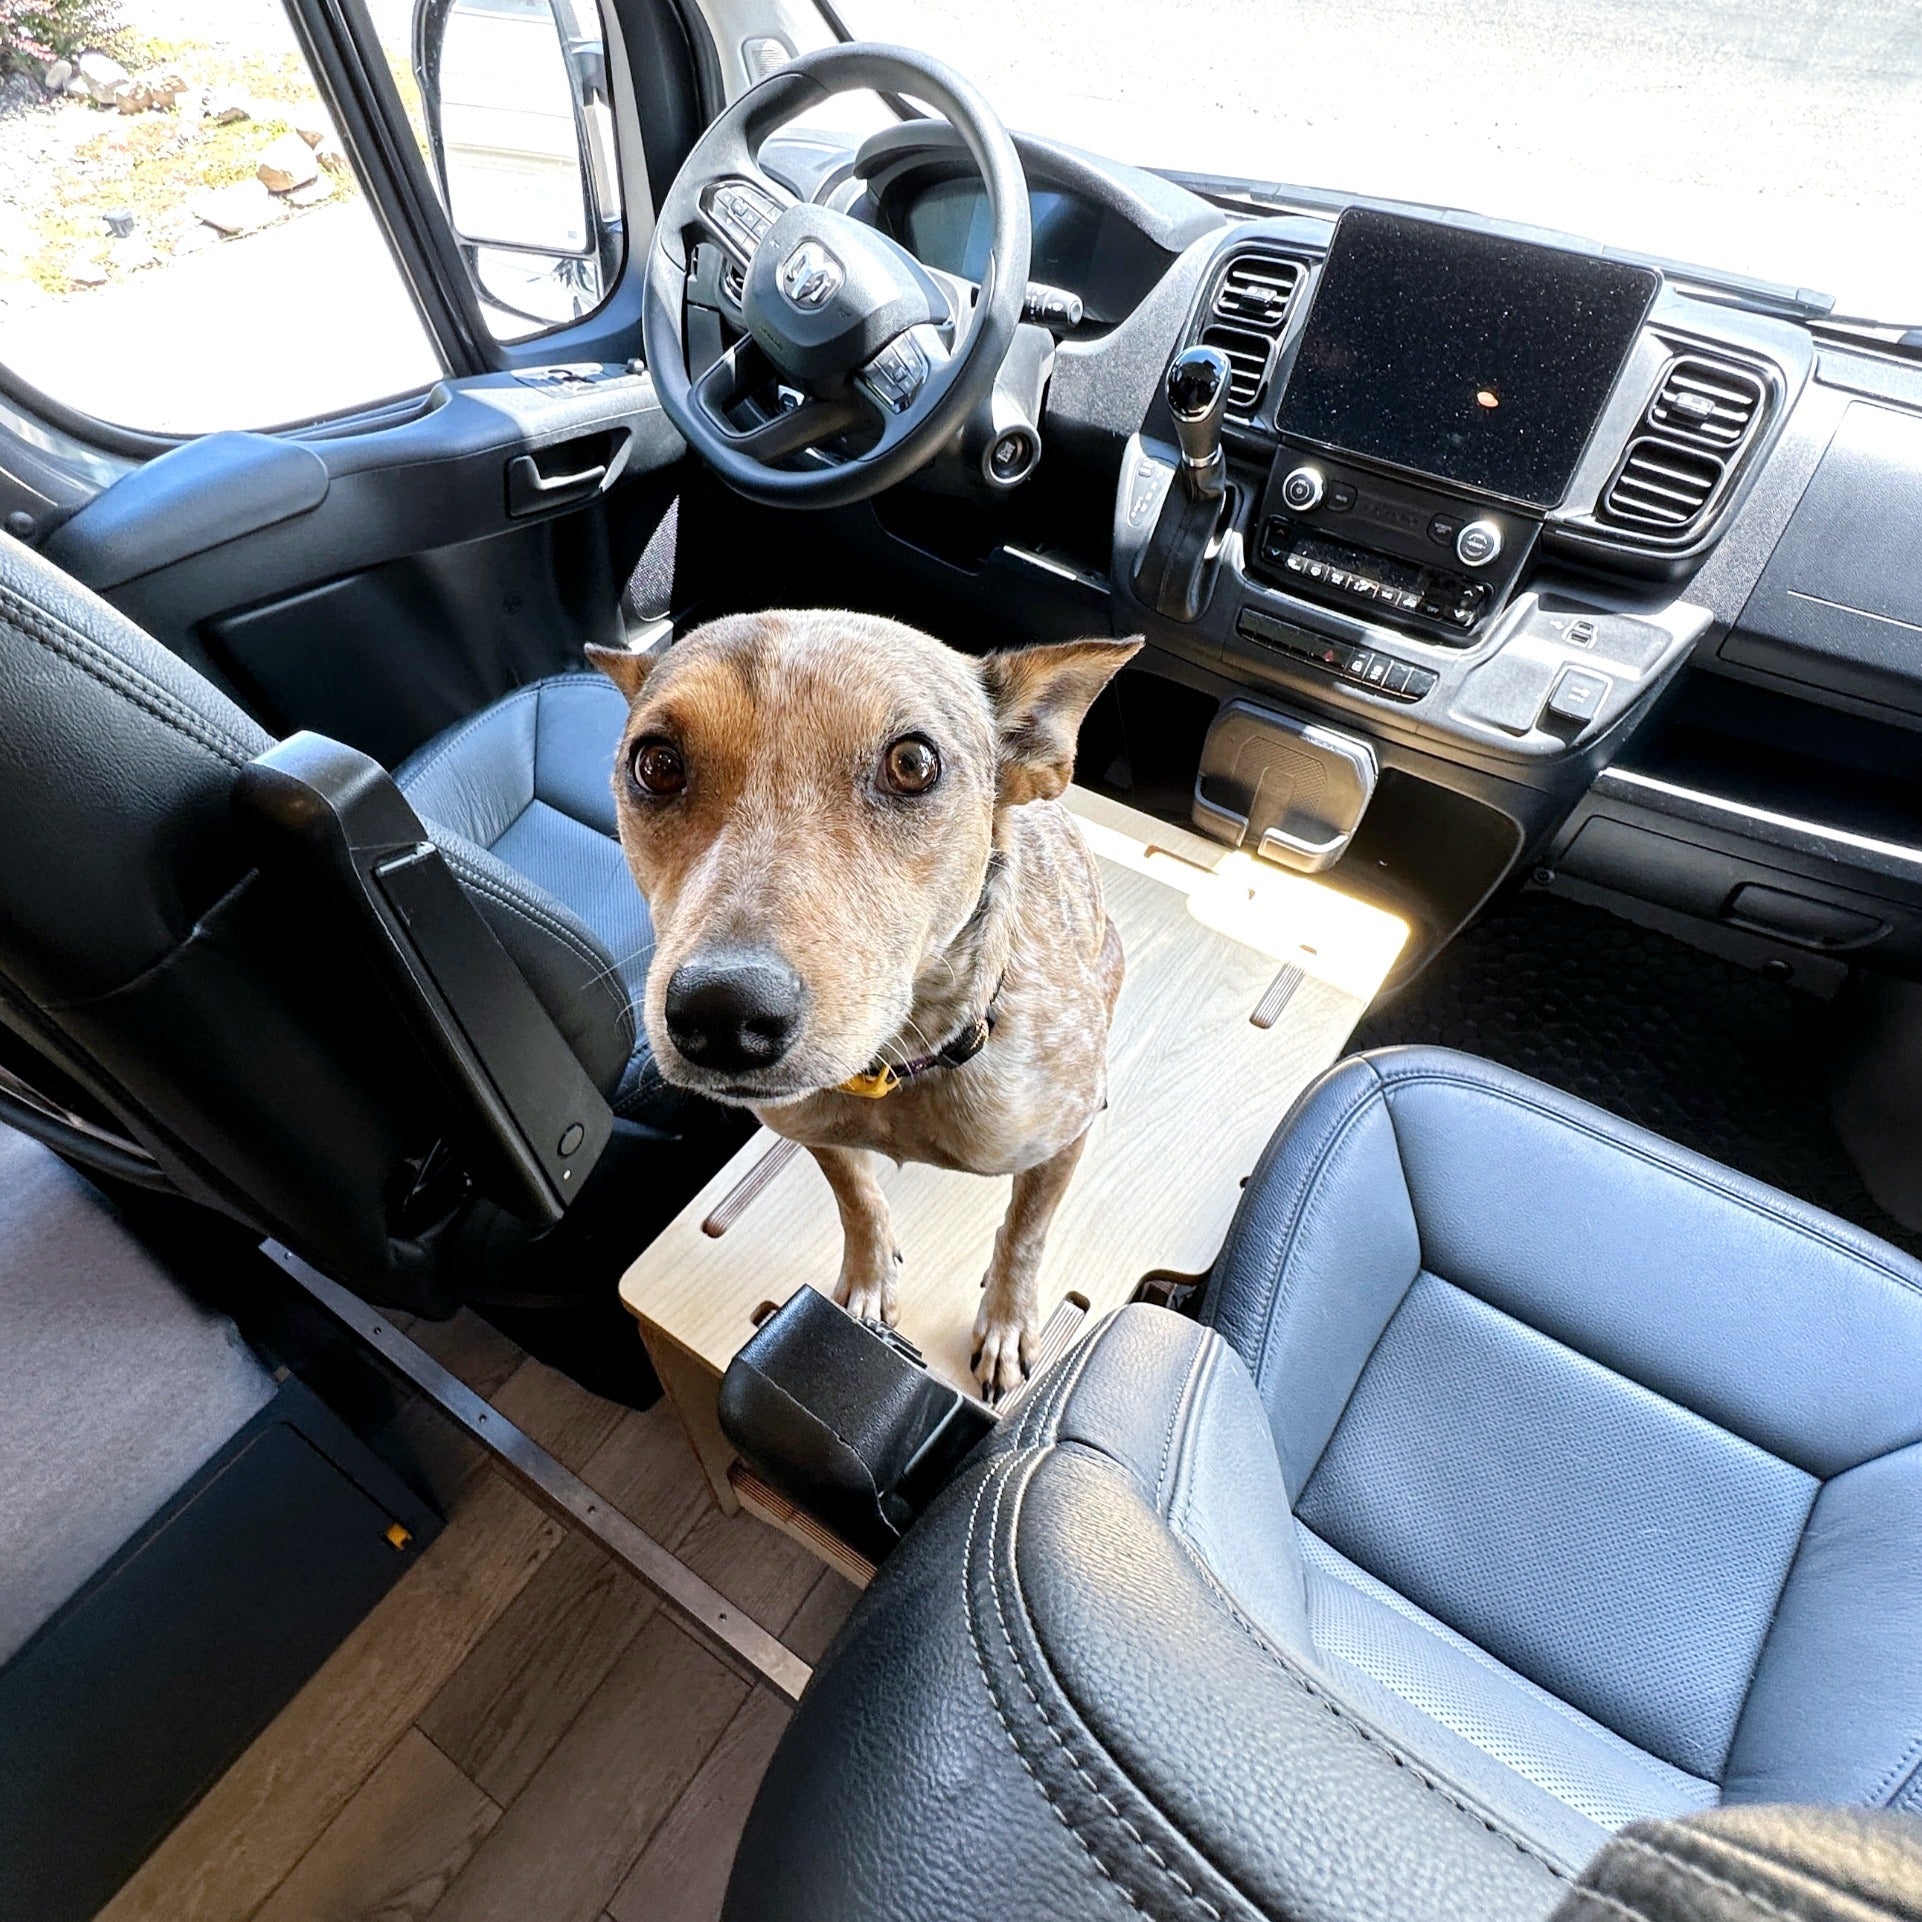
[726,1047,1922,1921]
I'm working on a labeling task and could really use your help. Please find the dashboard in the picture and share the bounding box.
[761,120,1922,978]
[876,171,1175,328]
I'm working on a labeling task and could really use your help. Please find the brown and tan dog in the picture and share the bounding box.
[589,610,1138,1398]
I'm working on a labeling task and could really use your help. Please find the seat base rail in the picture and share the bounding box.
[264,1242,812,1704]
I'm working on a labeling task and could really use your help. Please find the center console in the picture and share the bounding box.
[1243,210,1655,644]
[1114,206,1789,899]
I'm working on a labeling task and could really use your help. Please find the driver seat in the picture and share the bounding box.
[0,531,712,1319]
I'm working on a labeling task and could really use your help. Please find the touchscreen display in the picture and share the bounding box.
[1275,210,1658,509]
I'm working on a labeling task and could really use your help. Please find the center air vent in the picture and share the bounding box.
[1602,439,1724,531]
[1648,357,1764,449]
[1597,350,1768,541]
[1199,251,1303,418]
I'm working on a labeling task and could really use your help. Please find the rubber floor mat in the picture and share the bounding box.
[1351,891,1921,1260]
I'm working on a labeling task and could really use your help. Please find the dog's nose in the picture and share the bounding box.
[663,951,806,1075]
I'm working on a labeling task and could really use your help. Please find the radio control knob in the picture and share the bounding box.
[1281,464,1326,512]
[1456,519,1503,568]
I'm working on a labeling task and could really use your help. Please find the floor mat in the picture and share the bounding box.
[1351,891,1921,1259]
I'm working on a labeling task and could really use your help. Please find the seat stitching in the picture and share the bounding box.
[1167,1526,1569,1876]
[1866,1727,1922,1808]
[959,1460,1159,1918]
[977,1455,1229,1919]
[1563,1888,1661,1922]
[440,848,613,976]
[1019,1311,1113,1451]
[1669,1826,1922,1922]
[397,680,550,797]
[440,845,636,1054]
[1155,1328,1210,1509]
[1609,1833,1816,1922]
[1168,1340,1222,1533]
[1246,1072,1390,1396]
[1376,1065,1922,1297]
[0,595,256,769]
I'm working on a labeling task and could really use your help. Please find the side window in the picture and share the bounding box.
[0,0,443,434]
[376,0,627,343]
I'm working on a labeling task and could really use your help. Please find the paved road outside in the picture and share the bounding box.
[0,200,440,435]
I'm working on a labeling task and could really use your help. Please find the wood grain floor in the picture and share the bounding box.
[96,1311,858,1922]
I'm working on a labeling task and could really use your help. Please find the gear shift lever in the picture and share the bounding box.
[1133,346,1235,622]
[1165,345,1232,502]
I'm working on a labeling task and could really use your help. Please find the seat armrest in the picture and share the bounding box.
[234,732,611,1225]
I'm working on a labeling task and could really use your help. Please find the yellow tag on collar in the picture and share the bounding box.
[838,1064,900,1099]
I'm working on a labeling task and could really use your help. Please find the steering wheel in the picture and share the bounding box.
[641,44,1031,509]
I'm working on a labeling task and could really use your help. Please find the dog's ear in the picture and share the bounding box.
[585,642,655,702]
[980,638,1142,806]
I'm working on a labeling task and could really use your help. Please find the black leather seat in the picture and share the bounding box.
[726,1047,1922,1922]
[0,532,703,1315]
[394,672,665,1118]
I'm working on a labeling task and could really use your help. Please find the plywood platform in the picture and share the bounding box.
[620,787,1407,1534]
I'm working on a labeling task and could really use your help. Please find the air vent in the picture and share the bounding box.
[721,258,745,306]
[1601,438,1724,531]
[1648,356,1764,449]
[1199,323,1273,413]
[1199,251,1304,415]
[1214,253,1301,330]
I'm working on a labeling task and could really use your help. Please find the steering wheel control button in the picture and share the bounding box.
[1546,667,1611,725]
[1281,464,1326,512]
[859,333,930,412]
[705,180,781,258]
[1455,519,1503,567]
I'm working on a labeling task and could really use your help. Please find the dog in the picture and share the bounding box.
[588,610,1139,1398]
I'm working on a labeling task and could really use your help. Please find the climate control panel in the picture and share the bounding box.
[1252,446,1535,643]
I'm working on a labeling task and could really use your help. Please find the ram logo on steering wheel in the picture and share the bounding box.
[779,241,845,310]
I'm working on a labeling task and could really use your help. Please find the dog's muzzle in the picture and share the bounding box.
[662,949,806,1079]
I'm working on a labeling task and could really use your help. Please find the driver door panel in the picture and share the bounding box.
[43,370,686,767]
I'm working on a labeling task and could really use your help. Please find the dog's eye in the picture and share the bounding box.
[629,737,686,797]
[881,735,941,796]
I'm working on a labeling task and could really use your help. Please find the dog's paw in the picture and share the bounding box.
[835,1247,902,1327]
[970,1303,1034,1404]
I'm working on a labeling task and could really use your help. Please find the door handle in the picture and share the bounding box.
[505,452,608,517]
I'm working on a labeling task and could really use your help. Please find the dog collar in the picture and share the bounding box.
[838,978,1004,1100]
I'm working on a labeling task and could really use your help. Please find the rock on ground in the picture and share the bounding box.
[191,179,277,235]
[75,51,129,103]
[257,130,319,193]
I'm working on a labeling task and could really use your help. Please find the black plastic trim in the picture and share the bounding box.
[234,733,613,1224]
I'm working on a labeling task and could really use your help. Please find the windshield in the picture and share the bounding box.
[837,0,1922,325]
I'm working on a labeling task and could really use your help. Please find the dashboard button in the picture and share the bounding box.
[1427,515,1460,547]
[1546,667,1610,724]
[1407,667,1439,699]
[1456,519,1503,568]
[1383,662,1415,695]
[1327,482,1357,512]
[1281,465,1326,512]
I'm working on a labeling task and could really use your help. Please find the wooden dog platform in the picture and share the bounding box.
[618,787,1407,1573]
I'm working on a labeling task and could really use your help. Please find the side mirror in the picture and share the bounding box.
[413,0,624,330]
